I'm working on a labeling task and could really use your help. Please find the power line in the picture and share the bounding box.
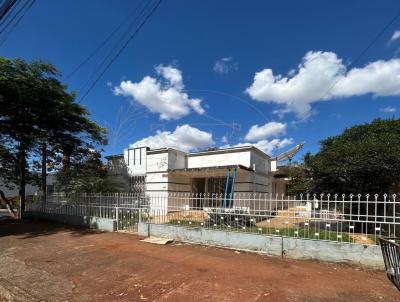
[0,0,24,33]
[63,0,148,81]
[0,0,35,46]
[0,0,32,34]
[320,9,400,100]
[77,0,162,104]
[0,0,17,22]
[76,0,152,92]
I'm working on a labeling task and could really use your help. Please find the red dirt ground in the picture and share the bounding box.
[0,219,398,302]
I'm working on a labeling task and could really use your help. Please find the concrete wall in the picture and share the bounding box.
[168,149,186,170]
[188,151,251,169]
[250,150,270,174]
[272,179,287,196]
[146,150,169,173]
[168,173,191,193]
[138,223,384,269]
[144,150,170,194]
[125,147,148,176]
[28,212,117,232]
[251,173,271,194]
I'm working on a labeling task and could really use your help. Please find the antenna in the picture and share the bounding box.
[273,141,305,164]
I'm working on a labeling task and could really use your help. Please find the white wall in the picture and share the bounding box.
[146,151,169,173]
[188,151,252,169]
[124,147,147,176]
[145,150,170,193]
[270,160,277,172]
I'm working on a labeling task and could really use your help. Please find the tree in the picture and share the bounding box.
[288,118,400,195]
[0,57,107,218]
[306,118,400,195]
[56,150,117,194]
[286,158,315,196]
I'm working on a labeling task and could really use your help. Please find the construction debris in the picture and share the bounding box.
[140,236,173,245]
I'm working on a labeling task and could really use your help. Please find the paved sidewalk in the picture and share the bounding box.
[0,219,398,301]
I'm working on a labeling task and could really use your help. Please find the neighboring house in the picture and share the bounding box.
[0,174,56,198]
[106,145,292,212]
[0,179,40,198]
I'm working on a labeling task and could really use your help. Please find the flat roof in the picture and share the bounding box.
[168,164,254,173]
[122,145,271,158]
[188,145,270,159]
[147,148,172,155]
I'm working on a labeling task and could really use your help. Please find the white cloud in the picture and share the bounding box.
[223,122,292,155]
[380,106,396,113]
[244,122,287,142]
[391,31,400,42]
[130,124,293,155]
[130,124,214,152]
[114,65,205,120]
[213,56,238,74]
[251,138,293,154]
[226,138,293,155]
[246,51,400,118]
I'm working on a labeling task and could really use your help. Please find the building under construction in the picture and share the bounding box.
[105,143,304,210]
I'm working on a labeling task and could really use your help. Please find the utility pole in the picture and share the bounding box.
[41,142,47,203]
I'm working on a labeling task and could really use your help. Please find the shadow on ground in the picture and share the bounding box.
[0,218,104,239]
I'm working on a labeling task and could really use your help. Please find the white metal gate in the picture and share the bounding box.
[115,207,142,232]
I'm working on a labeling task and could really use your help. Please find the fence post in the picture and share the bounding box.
[115,206,119,230]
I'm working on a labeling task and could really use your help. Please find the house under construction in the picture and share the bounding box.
[106,144,303,211]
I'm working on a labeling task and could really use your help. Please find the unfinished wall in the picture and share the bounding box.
[250,150,270,174]
[168,173,191,193]
[168,149,186,170]
[272,179,287,196]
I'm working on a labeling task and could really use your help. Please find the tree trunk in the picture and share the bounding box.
[41,142,47,203]
[18,144,26,219]
[62,153,71,172]
[0,189,16,218]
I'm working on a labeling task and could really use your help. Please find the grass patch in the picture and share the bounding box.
[168,219,353,242]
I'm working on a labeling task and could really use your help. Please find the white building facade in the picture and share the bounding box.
[111,146,274,212]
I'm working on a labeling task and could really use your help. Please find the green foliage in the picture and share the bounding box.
[0,57,107,212]
[286,160,314,196]
[56,151,118,194]
[289,118,400,195]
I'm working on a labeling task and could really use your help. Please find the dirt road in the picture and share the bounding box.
[0,219,398,301]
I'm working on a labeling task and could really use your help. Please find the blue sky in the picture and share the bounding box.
[2,0,400,161]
